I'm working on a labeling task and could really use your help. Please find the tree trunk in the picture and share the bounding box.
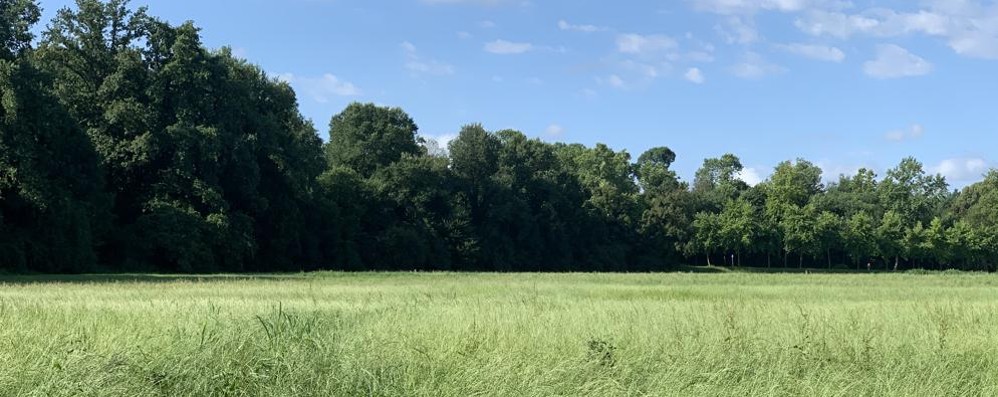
[827,249,832,269]
[767,253,771,268]
[783,250,788,268]
[737,251,741,267]
[894,256,899,272]
[799,254,803,269]
[706,254,712,267]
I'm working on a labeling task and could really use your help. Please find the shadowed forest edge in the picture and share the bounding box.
[4,0,998,274]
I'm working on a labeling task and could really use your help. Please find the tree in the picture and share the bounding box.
[816,168,880,219]
[692,211,722,266]
[903,221,928,269]
[879,157,949,226]
[0,0,40,61]
[718,198,757,266]
[780,204,816,268]
[325,103,422,177]
[768,158,823,208]
[842,212,877,270]
[636,146,682,196]
[923,218,949,270]
[693,153,747,211]
[877,210,906,271]
[814,211,842,268]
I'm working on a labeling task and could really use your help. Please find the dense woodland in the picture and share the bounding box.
[3,0,998,274]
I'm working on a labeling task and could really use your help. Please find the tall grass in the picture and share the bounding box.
[1,272,997,396]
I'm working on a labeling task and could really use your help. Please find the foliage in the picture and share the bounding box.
[3,0,998,273]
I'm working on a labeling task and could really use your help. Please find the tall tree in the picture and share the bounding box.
[0,0,109,272]
[842,212,877,270]
[693,153,747,211]
[325,102,422,177]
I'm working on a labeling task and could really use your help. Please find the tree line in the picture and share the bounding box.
[3,0,998,274]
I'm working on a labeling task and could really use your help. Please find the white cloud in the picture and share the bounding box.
[278,73,361,102]
[776,43,845,61]
[484,39,534,54]
[885,123,925,142]
[544,124,565,138]
[715,16,759,44]
[690,0,848,15]
[420,133,458,157]
[231,47,248,59]
[930,158,988,183]
[457,31,472,39]
[558,20,608,32]
[730,52,784,78]
[421,0,519,6]
[863,44,932,79]
[607,74,626,88]
[795,3,998,60]
[794,10,882,39]
[736,167,764,186]
[685,67,706,83]
[616,33,678,54]
[401,41,456,76]
[620,59,661,78]
[817,161,868,183]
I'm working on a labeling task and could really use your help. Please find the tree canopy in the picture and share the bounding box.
[2,0,997,273]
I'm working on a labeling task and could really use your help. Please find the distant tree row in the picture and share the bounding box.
[3,0,997,273]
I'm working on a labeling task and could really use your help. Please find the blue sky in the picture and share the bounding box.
[34,0,998,187]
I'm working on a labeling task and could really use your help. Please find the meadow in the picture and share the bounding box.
[1,271,997,396]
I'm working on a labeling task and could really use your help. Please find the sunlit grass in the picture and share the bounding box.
[1,272,996,396]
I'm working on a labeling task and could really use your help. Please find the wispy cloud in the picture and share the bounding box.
[730,52,784,79]
[607,74,626,89]
[689,0,848,15]
[795,3,998,60]
[885,123,925,142]
[930,157,989,183]
[420,133,458,156]
[715,16,759,44]
[775,43,845,62]
[421,0,523,6]
[277,73,360,102]
[544,123,565,138]
[684,67,706,83]
[863,44,932,79]
[736,167,764,186]
[558,20,608,32]
[401,41,456,76]
[484,39,534,54]
[616,33,678,54]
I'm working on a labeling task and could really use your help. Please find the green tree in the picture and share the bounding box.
[842,212,877,270]
[923,218,949,270]
[325,103,422,177]
[693,153,747,211]
[718,198,757,266]
[692,211,722,266]
[780,204,816,268]
[0,0,109,272]
[877,210,906,271]
[814,211,842,268]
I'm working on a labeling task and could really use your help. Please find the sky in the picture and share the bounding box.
[32,0,998,188]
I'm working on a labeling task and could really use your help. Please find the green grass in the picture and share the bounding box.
[2,272,997,396]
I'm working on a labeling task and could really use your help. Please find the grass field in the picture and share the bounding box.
[2,272,997,396]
